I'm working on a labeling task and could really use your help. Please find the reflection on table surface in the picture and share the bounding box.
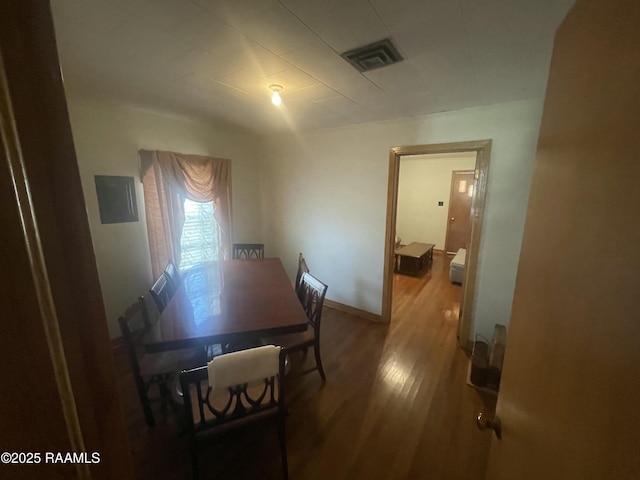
[144,258,308,353]
[183,261,223,325]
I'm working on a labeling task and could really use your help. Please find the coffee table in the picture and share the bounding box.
[394,242,435,276]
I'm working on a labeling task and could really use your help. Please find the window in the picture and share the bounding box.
[179,198,220,272]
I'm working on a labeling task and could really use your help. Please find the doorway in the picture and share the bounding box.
[382,141,492,349]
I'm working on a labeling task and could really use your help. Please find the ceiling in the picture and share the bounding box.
[51,0,575,134]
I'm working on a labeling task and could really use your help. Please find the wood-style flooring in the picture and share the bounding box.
[113,252,497,479]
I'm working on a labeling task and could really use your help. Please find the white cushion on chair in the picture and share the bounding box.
[207,345,280,391]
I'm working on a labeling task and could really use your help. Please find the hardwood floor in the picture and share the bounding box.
[113,252,496,479]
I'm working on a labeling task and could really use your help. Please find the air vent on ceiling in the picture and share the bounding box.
[340,38,404,73]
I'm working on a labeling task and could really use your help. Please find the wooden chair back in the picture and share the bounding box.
[295,252,309,296]
[118,297,160,426]
[119,296,206,426]
[150,273,172,313]
[297,272,328,336]
[232,243,265,259]
[261,273,329,381]
[164,261,182,297]
[180,346,288,479]
[118,297,150,375]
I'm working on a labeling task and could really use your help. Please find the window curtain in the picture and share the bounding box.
[140,149,232,278]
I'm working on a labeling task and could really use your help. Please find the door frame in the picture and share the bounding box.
[381,140,492,349]
[444,169,476,254]
[0,1,135,476]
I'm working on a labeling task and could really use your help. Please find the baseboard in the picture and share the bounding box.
[324,299,383,323]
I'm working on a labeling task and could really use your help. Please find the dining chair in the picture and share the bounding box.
[294,252,309,301]
[262,272,328,381]
[180,345,288,480]
[150,273,172,313]
[118,297,206,426]
[232,243,265,259]
[164,260,182,297]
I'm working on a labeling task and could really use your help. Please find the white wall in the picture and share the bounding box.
[67,98,262,338]
[67,97,542,341]
[259,99,543,340]
[396,153,477,250]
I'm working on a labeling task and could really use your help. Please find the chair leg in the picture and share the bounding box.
[276,415,289,480]
[135,378,155,427]
[313,344,326,381]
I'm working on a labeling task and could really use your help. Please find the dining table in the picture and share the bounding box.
[143,257,309,353]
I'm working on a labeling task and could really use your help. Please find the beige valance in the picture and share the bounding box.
[140,149,232,278]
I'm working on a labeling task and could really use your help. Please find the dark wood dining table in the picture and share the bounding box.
[143,258,309,353]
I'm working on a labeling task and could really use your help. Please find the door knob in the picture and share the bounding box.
[477,412,501,439]
[451,217,455,221]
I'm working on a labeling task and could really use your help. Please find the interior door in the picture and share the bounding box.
[485,0,640,478]
[445,170,474,253]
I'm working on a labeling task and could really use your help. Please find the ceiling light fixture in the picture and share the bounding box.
[269,84,283,106]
